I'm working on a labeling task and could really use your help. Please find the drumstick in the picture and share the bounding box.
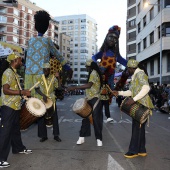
[106,84,118,98]
[29,81,40,91]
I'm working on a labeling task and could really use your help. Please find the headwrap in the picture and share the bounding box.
[7,52,21,63]
[85,59,93,66]
[108,25,121,38]
[127,59,139,68]
[43,63,50,68]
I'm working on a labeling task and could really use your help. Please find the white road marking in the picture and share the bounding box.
[104,124,136,170]
[107,154,124,170]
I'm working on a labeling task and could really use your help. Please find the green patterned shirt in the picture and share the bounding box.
[34,74,58,103]
[1,68,21,110]
[100,84,110,100]
[86,70,100,100]
[130,69,154,109]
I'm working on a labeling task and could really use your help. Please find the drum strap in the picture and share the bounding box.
[93,98,100,111]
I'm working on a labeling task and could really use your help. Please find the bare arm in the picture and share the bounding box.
[67,82,93,91]
[3,84,31,97]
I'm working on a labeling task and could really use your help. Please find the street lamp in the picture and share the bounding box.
[145,0,163,85]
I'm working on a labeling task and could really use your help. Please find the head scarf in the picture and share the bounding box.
[127,59,139,68]
[107,25,121,38]
[7,52,21,63]
[43,63,50,68]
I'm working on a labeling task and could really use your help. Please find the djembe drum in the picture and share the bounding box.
[20,97,46,130]
[73,98,93,124]
[120,97,151,124]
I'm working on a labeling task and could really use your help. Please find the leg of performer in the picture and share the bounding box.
[0,106,14,162]
[104,100,113,123]
[53,104,61,142]
[91,98,103,146]
[11,109,26,154]
[138,121,147,156]
[38,116,47,142]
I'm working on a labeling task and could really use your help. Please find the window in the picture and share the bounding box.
[81,25,86,29]
[75,44,78,47]
[158,57,160,74]
[129,31,136,39]
[143,16,146,27]
[81,37,86,41]
[75,37,78,41]
[138,43,141,53]
[138,2,141,14]
[13,28,18,34]
[129,19,135,27]
[167,54,170,72]
[62,20,67,24]
[138,22,140,33]
[74,50,78,53]
[150,7,154,20]
[75,19,79,23]
[150,60,154,76]
[158,26,160,39]
[74,68,78,71]
[81,19,86,23]
[28,9,32,14]
[0,16,7,23]
[62,26,66,30]
[75,25,79,29]
[13,18,18,25]
[63,46,65,50]
[14,9,19,16]
[80,68,86,71]
[150,31,154,45]
[13,36,18,43]
[22,6,25,11]
[68,20,73,24]
[166,27,170,37]
[68,26,73,30]
[143,38,147,49]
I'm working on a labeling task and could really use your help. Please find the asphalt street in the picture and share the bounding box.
[2,95,170,170]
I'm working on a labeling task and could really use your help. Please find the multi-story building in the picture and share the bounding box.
[127,0,137,60]
[55,14,98,84]
[127,0,170,84]
[0,0,60,54]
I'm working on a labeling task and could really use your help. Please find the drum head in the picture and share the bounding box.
[26,98,46,117]
[73,98,86,112]
[43,98,53,109]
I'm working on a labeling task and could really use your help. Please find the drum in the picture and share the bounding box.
[44,98,54,127]
[20,97,46,130]
[73,98,93,124]
[120,97,151,124]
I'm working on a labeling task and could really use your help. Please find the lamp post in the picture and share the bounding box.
[145,0,163,85]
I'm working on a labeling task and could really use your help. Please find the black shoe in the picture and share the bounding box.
[40,137,48,142]
[124,152,138,158]
[54,136,61,142]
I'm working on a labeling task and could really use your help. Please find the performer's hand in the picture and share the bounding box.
[22,90,31,97]
[55,72,60,78]
[112,90,118,97]
[43,95,47,103]
[125,98,135,105]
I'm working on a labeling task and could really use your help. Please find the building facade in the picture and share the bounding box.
[0,0,60,54]
[55,14,98,84]
[127,0,170,84]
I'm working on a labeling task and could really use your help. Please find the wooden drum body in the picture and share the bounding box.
[44,98,54,127]
[120,97,150,124]
[20,97,46,130]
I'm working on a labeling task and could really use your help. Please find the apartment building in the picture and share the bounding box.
[55,14,98,84]
[127,0,137,59]
[0,0,60,54]
[127,0,170,84]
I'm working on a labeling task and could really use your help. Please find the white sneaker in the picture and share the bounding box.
[0,161,10,168]
[97,139,103,146]
[107,118,113,122]
[76,137,85,145]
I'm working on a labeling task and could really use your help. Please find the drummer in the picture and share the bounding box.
[67,59,103,146]
[34,63,61,142]
[112,59,154,158]
[0,53,32,168]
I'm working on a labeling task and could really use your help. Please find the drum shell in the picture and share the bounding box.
[120,97,150,124]
[20,98,46,130]
[73,98,92,118]
[45,106,54,127]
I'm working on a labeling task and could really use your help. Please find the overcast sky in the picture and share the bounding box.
[33,0,127,58]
